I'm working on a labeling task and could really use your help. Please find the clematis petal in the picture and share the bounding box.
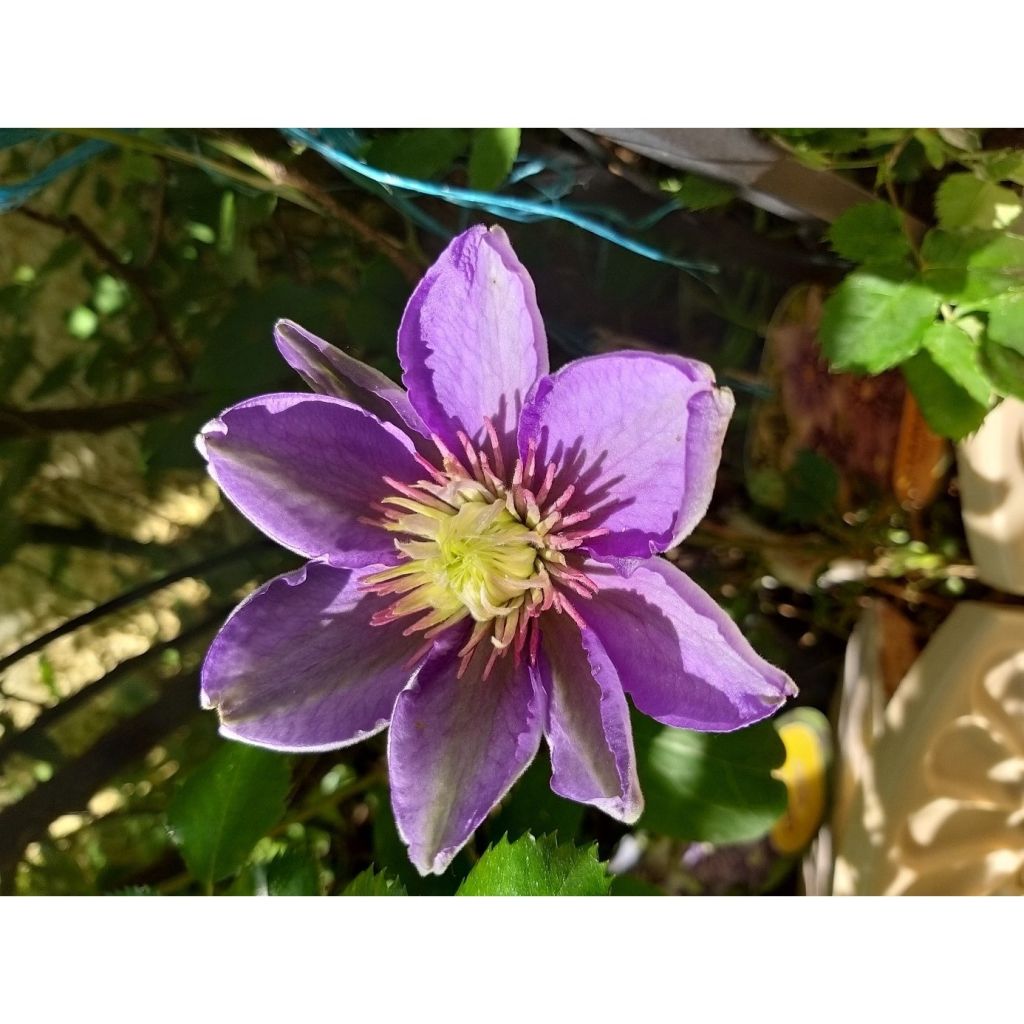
[274,319,430,441]
[585,558,797,731]
[398,225,548,461]
[388,637,544,875]
[197,392,421,567]
[538,613,643,822]
[201,560,422,752]
[517,352,734,559]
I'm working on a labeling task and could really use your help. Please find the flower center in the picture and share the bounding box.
[431,501,539,619]
[362,420,605,677]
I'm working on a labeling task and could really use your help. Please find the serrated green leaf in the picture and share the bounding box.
[936,174,1022,232]
[341,866,408,896]
[981,150,1024,187]
[920,229,982,298]
[457,833,611,896]
[365,129,470,180]
[819,272,938,373]
[902,349,990,439]
[827,201,912,266]
[167,743,291,889]
[983,290,1024,355]
[980,333,1024,400]
[635,716,787,844]
[468,128,520,192]
[921,229,1024,305]
[920,321,993,404]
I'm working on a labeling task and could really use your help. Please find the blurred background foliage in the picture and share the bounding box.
[0,128,1019,896]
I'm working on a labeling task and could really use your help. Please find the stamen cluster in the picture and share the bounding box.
[362,418,606,677]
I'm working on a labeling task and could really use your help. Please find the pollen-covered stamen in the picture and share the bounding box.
[362,430,604,677]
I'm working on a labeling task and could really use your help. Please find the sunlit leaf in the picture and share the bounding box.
[936,173,1022,232]
[635,715,787,844]
[819,271,938,372]
[468,128,520,192]
[457,834,611,896]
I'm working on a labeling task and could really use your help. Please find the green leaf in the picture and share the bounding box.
[635,716,787,844]
[920,321,992,404]
[935,173,1022,232]
[664,173,737,211]
[468,128,520,192]
[980,333,1024,400]
[340,866,408,896]
[167,742,291,889]
[983,290,1024,355]
[782,450,839,525]
[963,234,1024,300]
[457,834,611,896]
[827,201,912,266]
[610,875,664,896]
[365,129,470,180]
[920,228,986,298]
[264,848,322,896]
[819,272,939,373]
[981,150,1024,187]
[913,129,950,170]
[936,128,982,152]
[902,349,990,439]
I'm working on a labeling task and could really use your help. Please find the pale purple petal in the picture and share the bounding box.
[201,560,422,752]
[398,225,548,461]
[198,393,421,567]
[274,319,430,442]
[517,352,734,559]
[538,614,643,823]
[584,558,797,731]
[388,639,544,875]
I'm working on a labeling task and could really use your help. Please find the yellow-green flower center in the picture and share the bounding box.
[363,425,605,676]
[429,501,539,620]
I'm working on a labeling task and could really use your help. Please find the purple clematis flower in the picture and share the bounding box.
[197,225,796,875]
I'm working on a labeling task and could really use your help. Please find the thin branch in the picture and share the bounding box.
[19,523,157,557]
[209,137,425,285]
[12,205,190,378]
[0,395,191,441]
[0,539,269,678]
